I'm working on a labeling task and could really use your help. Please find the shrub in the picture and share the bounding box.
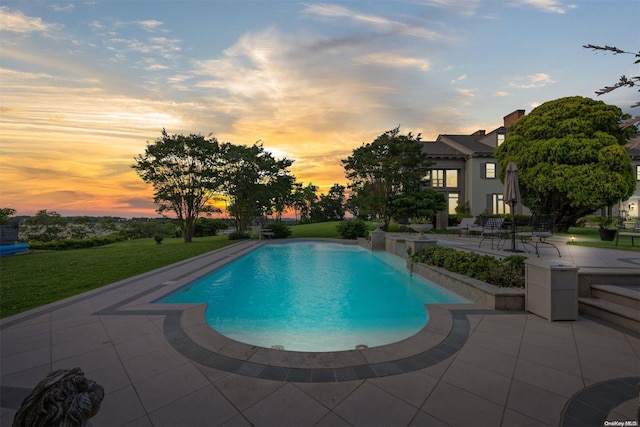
[193,218,229,237]
[264,222,292,239]
[412,246,525,288]
[28,233,125,251]
[490,255,526,288]
[336,219,367,239]
[228,231,249,240]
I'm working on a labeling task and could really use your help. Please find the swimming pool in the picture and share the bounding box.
[160,241,467,352]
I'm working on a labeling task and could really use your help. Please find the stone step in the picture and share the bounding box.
[578,297,640,332]
[591,284,640,311]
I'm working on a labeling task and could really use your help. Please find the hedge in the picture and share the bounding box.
[412,245,525,288]
[27,233,125,251]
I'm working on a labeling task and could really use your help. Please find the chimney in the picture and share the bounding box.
[503,110,525,130]
[471,130,486,136]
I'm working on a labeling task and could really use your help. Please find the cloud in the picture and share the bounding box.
[191,27,432,142]
[494,91,510,97]
[508,73,554,89]
[0,68,186,147]
[90,18,182,66]
[450,74,467,84]
[301,3,449,41]
[355,53,431,71]
[51,4,74,12]
[90,20,105,31]
[511,0,577,14]
[455,88,477,106]
[0,7,63,34]
[136,20,164,32]
[108,36,182,57]
[420,0,483,16]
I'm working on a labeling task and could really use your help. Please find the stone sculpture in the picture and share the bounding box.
[12,367,104,427]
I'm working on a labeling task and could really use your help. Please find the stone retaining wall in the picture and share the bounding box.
[409,261,525,310]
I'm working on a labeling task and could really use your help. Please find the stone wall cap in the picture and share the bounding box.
[525,258,578,269]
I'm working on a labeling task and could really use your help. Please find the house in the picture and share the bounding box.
[423,110,527,229]
[423,110,640,229]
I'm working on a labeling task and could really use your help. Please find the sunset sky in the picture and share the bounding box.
[1,0,637,218]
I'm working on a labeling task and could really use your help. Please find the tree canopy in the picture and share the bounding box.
[0,208,16,225]
[312,183,346,222]
[291,182,318,224]
[218,142,294,233]
[132,130,223,242]
[494,96,635,231]
[342,127,432,227]
[388,190,447,223]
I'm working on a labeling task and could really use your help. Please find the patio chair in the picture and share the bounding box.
[456,217,478,236]
[478,217,507,249]
[616,220,640,246]
[518,213,561,257]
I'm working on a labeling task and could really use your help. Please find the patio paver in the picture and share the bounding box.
[1,237,639,426]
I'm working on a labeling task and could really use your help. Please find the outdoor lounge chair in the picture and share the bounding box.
[478,217,507,249]
[456,217,478,236]
[518,213,561,257]
[616,220,640,246]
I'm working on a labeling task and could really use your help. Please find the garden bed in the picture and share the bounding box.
[409,261,525,310]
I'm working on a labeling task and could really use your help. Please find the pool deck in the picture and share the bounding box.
[1,237,639,426]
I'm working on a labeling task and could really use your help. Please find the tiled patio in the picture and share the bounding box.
[1,237,639,426]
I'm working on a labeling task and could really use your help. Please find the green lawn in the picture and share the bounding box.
[558,227,640,252]
[289,221,343,238]
[0,236,237,318]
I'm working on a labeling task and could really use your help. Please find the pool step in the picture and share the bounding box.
[578,284,640,332]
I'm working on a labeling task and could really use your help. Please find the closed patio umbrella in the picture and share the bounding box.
[503,161,521,252]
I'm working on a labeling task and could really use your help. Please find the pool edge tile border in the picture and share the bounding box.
[162,303,488,382]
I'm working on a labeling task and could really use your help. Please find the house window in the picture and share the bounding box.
[637,165,640,181]
[491,194,511,215]
[431,170,444,188]
[483,163,496,179]
[446,170,458,187]
[448,193,459,214]
[497,134,505,145]
[428,169,457,188]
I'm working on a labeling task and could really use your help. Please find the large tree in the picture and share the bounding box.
[312,183,346,222]
[290,182,318,223]
[218,142,294,233]
[132,130,222,242]
[494,96,636,231]
[342,127,431,227]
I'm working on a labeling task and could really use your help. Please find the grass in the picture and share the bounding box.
[289,221,342,238]
[558,227,640,252]
[0,236,237,318]
[567,239,640,251]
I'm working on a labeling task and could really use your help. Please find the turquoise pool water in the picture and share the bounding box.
[160,241,467,352]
